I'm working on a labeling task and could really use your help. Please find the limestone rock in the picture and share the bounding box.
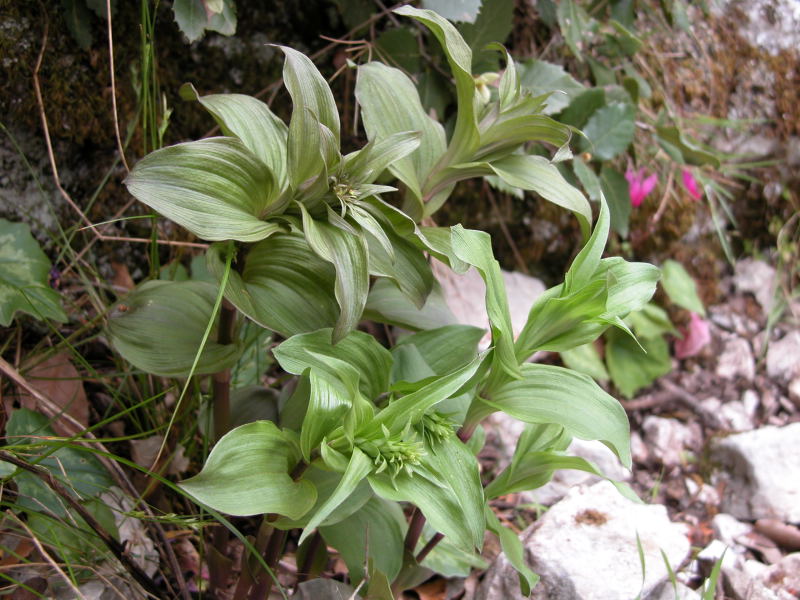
[766,331,800,381]
[476,481,691,600]
[711,513,753,553]
[716,336,755,381]
[734,259,776,314]
[645,581,700,600]
[642,416,701,467]
[712,423,800,522]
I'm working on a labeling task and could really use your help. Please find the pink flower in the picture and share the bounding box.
[682,169,703,200]
[625,168,658,207]
[674,312,711,359]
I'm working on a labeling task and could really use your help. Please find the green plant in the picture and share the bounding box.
[104,6,659,597]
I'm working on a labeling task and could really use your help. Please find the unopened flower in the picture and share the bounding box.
[674,312,711,359]
[625,168,658,207]
[682,169,703,200]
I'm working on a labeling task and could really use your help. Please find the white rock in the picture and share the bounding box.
[716,336,756,381]
[484,412,527,469]
[711,513,753,552]
[766,331,800,380]
[712,423,800,523]
[477,481,691,600]
[522,438,632,506]
[760,553,800,598]
[742,389,760,417]
[697,539,739,568]
[642,416,700,467]
[722,557,774,600]
[434,263,545,350]
[630,431,649,464]
[718,400,755,432]
[734,259,776,314]
[645,581,700,600]
[787,377,800,406]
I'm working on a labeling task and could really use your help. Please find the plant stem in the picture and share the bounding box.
[298,531,324,583]
[415,533,443,564]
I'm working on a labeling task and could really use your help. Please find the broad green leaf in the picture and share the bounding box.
[206,234,339,338]
[557,88,606,128]
[274,328,392,402]
[606,328,672,398]
[364,226,433,310]
[395,325,485,376]
[565,194,609,292]
[356,62,447,214]
[485,508,539,595]
[280,46,340,188]
[321,497,405,582]
[180,421,316,518]
[364,278,458,331]
[369,352,486,436]
[300,205,369,343]
[602,258,661,319]
[627,303,676,339]
[300,447,373,543]
[579,102,636,161]
[301,373,352,460]
[107,280,241,377]
[600,165,631,238]
[556,0,592,60]
[0,219,66,326]
[419,524,488,576]
[661,259,705,315]
[180,84,289,191]
[450,226,520,380]
[478,363,631,467]
[395,6,480,164]
[572,157,602,201]
[370,434,485,551]
[272,465,373,530]
[488,154,591,237]
[458,0,514,71]
[125,137,282,242]
[4,409,113,515]
[560,342,609,381]
[343,131,422,185]
[420,0,481,22]
[517,59,585,114]
[656,126,721,168]
[485,449,635,500]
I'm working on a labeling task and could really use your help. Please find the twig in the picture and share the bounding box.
[649,169,675,229]
[5,510,87,599]
[415,532,443,564]
[106,0,129,173]
[0,356,191,600]
[0,452,162,598]
[484,181,530,274]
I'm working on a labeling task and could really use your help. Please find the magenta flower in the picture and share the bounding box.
[674,312,711,359]
[625,168,658,207]
[682,169,703,200]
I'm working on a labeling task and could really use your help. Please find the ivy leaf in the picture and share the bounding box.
[458,0,514,71]
[107,280,241,377]
[125,138,283,242]
[179,421,316,519]
[0,219,66,326]
[517,59,585,114]
[579,102,636,161]
[556,0,592,60]
[420,0,481,22]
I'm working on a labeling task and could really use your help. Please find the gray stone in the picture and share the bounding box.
[734,259,777,314]
[787,377,800,407]
[712,423,800,523]
[716,336,755,381]
[642,416,701,467]
[722,557,774,600]
[766,331,800,381]
[477,481,691,600]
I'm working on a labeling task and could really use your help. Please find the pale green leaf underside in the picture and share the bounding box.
[179,421,316,519]
[0,219,66,326]
[125,137,281,242]
[107,280,241,377]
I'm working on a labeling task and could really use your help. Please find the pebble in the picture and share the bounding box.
[766,331,800,381]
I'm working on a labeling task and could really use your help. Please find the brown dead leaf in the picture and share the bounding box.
[130,435,190,475]
[19,352,88,436]
[111,261,135,292]
[414,578,446,600]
